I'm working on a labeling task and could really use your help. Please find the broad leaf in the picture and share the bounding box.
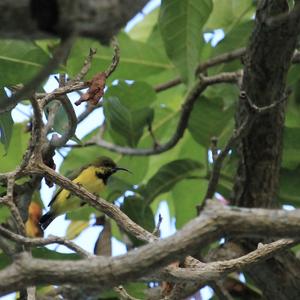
[104,97,154,147]
[44,101,78,142]
[159,0,213,85]
[67,33,173,81]
[105,81,156,110]
[211,20,254,73]
[129,8,159,42]
[0,123,30,172]
[205,0,254,32]
[282,127,300,170]
[120,195,155,246]
[0,205,11,223]
[142,159,203,204]
[65,220,89,240]
[279,167,300,206]
[0,253,11,269]
[0,40,50,87]
[66,206,96,221]
[188,96,234,148]
[172,178,208,228]
[32,248,80,260]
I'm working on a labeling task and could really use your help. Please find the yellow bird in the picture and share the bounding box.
[39,156,129,230]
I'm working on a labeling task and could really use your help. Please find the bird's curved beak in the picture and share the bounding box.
[113,167,131,173]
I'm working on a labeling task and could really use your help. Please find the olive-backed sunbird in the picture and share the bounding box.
[39,156,129,230]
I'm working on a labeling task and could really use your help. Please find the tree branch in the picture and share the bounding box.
[0,200,299,295]
[65,71,241,156]
[0,225,91,258]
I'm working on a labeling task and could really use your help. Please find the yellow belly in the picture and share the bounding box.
[52,166,106,215]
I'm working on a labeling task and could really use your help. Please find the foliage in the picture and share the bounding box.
[1,0,300,299]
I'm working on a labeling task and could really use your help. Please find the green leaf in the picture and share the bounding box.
[142,159,203,204]
[104,97,154,147]
[172,179,208,228]
[0,204,11,223]
[159,0,213,85]
[212,20,253,56]
[67,33,173,81]
[105,81,157,110]
[0,252,11,269]
[205,0,254,32]
[188,96,234,148]
[116,155,149,185]
[0,40,50,87]
[282,127,300,170]
[279,167,300,206]
[65,220,89,240]
[66,206,96,221]
[121,195,155,246]
[0,123,30,172]
[44,101,77,140]
[129,8,159,42]
[32,247,81,260]
[0,111,13,153]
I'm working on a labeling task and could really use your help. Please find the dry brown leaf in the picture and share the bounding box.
[75,72,106,106]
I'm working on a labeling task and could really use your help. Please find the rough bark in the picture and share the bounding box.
[0,0,149,43]
[232,1,300,299]
[0,202,300,296]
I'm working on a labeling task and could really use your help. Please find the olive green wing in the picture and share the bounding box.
[47,163,92,207]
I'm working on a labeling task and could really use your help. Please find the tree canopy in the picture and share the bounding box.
[1,0,300,299]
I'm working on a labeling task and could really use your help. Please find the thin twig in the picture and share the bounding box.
[155,47,300,93]
[0,200,300,293]
[105,37,120,78]
[211,282,234,300]
[48,96,77,148]
[73,48,97,82]
[199,90,287,213]
[152,214,163,237]
[162,238,296,283]
[77,102,103,124]
[0,225,92,258]
[3,175,26,236]
[155,48,245,93]
[64,71,241,156]
[155,78,182,93]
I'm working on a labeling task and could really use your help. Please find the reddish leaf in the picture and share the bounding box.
[75,72,106,106]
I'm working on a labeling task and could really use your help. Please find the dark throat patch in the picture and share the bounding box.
[95,171,110,185]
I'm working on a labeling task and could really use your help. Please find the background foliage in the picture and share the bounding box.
[1,0,300,298]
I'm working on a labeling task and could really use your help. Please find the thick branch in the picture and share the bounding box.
[231,1,300,299]
[0,201,300,295]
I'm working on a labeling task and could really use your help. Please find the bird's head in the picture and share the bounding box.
[93,156,130,182]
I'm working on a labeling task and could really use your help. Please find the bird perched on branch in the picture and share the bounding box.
[39,156,129,230]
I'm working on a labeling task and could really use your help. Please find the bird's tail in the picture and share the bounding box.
[39,212,55,230]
